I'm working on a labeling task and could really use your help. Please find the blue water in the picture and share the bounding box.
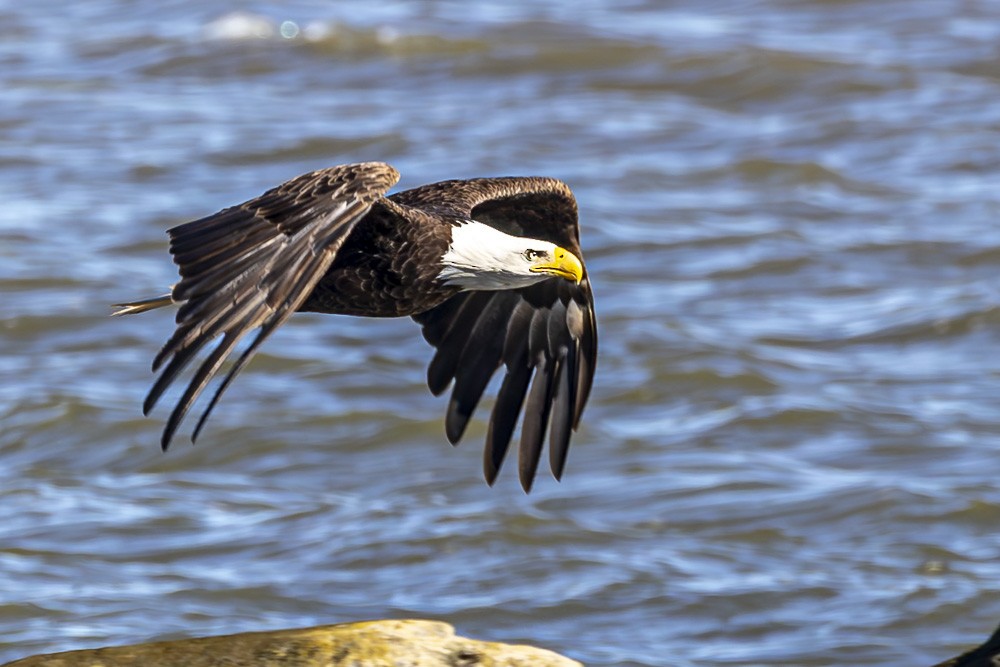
[3,1,1000,665]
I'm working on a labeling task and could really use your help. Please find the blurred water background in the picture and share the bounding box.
[3,1,1000,665]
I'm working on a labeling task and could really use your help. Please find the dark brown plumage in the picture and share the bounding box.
[116,161,597,491]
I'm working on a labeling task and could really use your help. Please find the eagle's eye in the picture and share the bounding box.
[523,249,548,261]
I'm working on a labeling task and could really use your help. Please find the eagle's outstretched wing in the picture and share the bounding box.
[403,178,597,491]
[143,162,400,449]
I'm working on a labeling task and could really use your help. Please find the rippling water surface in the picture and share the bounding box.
[3,2,1000,665]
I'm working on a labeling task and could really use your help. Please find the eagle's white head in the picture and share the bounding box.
[438,220,584,291]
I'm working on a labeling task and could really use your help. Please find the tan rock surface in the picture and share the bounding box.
[3,619,581,667]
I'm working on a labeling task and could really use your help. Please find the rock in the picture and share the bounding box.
[2,619,582,667]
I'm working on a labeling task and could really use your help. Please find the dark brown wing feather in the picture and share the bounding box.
[146,162,400,449]
[407,177,597,492]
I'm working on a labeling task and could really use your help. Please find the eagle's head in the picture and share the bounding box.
[438,220,583,291]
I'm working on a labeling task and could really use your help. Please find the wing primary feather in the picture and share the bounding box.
[414,295,467,347]
[171,219,321,336]
[484,351,532,485]
[166,235,287,358]
[190,308,287,441]
[573,302,598,427]
[168,207,255,256]
[145,287,267,413]
[153,289,245,373]
[189,249,329,442]
[502,299,535,365]
[425,292,493,396]
[514,305,556,492]
[546,297,571,356]
[527,303,550,362]
[160,229,343,444]
[159,238,322,438]
[173,234,281,301]
[518,356,557,493]
[542,295,574,479]
[189,340,257,443]
[160,328,248,450]
[548,347,576,480]
[173,223,275,275]
[443,292,518,444]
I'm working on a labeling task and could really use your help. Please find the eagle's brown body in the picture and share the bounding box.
[302,200,458,317]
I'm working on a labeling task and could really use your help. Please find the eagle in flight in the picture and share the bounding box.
[116,162,597,491]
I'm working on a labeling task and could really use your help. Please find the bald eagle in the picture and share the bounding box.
[115,162,597,491]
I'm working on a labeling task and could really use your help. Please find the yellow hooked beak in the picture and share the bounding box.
[529,246,584,284]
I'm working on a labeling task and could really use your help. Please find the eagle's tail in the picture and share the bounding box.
[111,294,173,317]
